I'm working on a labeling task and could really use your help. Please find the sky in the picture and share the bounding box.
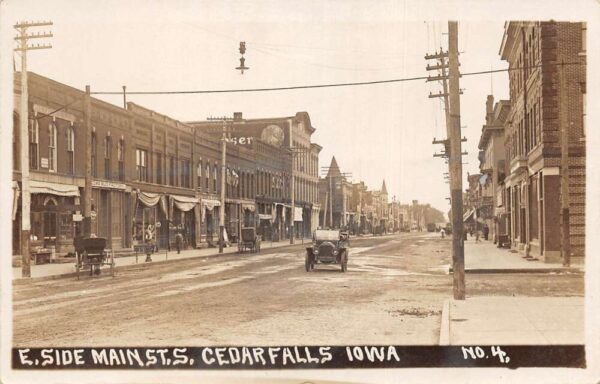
[0,0,594,215]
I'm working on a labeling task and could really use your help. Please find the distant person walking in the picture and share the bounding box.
[475,228,481,243]
[175,231,184,254]
[440,228,446,238]
[483,225,490,241]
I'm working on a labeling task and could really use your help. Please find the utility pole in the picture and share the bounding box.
[83,85,92,237]
[14,20,53,278]
[219,119,232,253]
[329,176,333,228]
[447,21,465,300]
[559,60,571,267]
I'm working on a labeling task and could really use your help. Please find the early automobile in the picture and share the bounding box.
[305,229,349,272]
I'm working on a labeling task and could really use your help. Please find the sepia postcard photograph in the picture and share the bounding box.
[0,0,599,383]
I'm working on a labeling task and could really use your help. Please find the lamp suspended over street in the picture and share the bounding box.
[236,41,249,74]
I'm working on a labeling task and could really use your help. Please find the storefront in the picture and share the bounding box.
[28,180,81,256]
[169,194,200,249]
[91,180,129,250]
[133,191,169,250]
[200,198,221,247]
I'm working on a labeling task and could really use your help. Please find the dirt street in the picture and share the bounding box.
[12,233,583,347]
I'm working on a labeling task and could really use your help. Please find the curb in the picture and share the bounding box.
[13,242,310,284]
[439,299,450,346]
[449,267,583,274]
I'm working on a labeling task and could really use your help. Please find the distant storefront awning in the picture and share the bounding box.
[171,194,199,212]
[242,203,256,212]
[202,199,221,210]
[258,214,272,221]
[138,191,161,207]
[294,207,303,222]
[30,180,79,197]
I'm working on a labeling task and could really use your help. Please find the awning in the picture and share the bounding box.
[463,208,475,222]
[138,191,161,207]
[294,206,303,222]
[30,180,79,197]
[202,199,221,210]
[258,214,272,220]
[242,203,256,212]
[171,194,200,212]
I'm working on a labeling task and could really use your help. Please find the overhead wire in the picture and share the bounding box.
[89,62,582,95]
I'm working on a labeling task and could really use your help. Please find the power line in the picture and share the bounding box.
[90,62,582,96]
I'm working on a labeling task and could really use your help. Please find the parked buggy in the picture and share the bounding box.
[238,227,261,253]
[74,236,115,279]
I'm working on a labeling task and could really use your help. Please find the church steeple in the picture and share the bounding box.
[381,179,388,195]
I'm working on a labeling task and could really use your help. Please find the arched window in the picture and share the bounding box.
[104,135,112,179]
[205,163,210,190]
[213,163,218,192]
[48,122,57,172]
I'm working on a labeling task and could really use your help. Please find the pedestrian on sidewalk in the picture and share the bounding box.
[175,231,184,254]
[440,228,446,238]
[483,225,489,241]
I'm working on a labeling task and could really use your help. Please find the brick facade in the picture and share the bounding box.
[499,21,586,261]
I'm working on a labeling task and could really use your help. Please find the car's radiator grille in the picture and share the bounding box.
[318,243,334,258]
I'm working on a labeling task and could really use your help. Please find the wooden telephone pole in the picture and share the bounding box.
[14,20,53,278]
[426,21,465,300]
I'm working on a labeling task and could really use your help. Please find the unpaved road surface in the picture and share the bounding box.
[13,233,583,347]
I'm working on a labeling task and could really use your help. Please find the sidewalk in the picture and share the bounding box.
[449,238,584,273]
[440,296,584,345]
[12,238,311,281]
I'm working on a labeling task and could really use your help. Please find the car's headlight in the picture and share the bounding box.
[314,248,319,254]
[333,250,338,255]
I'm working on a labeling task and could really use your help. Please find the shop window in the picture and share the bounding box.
[67,125,75,175]
[48,122,57,172]
[59,213,73,241]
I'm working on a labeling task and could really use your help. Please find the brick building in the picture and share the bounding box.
[12,72,323,260]
[188,112,322,241]
[499,21,586,261]
[477,95,510,243]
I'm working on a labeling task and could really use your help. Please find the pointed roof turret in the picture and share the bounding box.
[326,156,343,179]
[381,179,388,195]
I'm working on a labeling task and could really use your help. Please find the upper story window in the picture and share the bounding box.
[67,124,75,175]
[155,153,163,185]
[29,118,39,170]
[136,148,148,182]
[48,122,57,172]
[104,135,112,179]
[169,156,176,186]
[181,159,191,188]
[91,131,97,177]
[213,163,218,192]
[197,159,203,189]
[205,163,210,190]
[117,138,125,181]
